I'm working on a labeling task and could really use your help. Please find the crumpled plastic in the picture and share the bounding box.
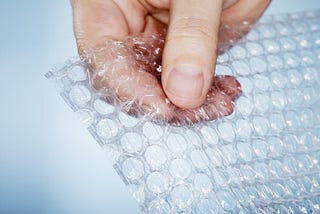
[46,10,320,213]
[78,33,242,126]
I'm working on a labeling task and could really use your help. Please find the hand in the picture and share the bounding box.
[71,0,270,124]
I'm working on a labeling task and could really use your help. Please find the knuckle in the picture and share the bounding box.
[168,17,216,42]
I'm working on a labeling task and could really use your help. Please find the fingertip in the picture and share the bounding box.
[205,89,234,117]
[170,89,235,126]
[214,75,242,100]
[162,64,208,109]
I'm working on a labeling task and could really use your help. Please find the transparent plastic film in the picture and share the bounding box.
[46,10,320,213]
[79,33,242,126]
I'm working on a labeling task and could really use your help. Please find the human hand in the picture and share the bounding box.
[71,0,270,124]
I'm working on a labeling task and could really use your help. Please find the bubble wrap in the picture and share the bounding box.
[46,10,320,213]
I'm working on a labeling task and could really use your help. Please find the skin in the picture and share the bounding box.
[71,0,271,124]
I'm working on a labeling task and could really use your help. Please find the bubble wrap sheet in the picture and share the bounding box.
[46,11,320,213]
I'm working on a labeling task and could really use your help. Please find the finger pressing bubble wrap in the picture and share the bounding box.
[46,10,320,213]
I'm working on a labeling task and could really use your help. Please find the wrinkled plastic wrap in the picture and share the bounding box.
[46,10,320,213]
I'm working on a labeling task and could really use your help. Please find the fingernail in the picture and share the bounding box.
[166,65,204,99]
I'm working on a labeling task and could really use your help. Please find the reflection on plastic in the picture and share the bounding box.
[46,10,320,213]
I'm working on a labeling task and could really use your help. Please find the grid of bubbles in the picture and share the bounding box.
[46,10,320,213]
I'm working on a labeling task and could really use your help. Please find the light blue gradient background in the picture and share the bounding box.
[0,1,319,214]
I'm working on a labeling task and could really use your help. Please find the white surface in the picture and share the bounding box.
[1,0,319,214]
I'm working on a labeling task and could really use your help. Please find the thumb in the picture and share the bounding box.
[162,0,223,109]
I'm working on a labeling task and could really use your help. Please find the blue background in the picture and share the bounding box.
[0,1,319,213]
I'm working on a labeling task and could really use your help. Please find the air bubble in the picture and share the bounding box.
[194,173,213,194]
[284,53,301,68]
[280,37,297,51]
[253,74,271,91]
[148,200,171,214]
[236,119,253,139]
[268,137,284,157]
[252,139,268,159]
[170,185,193,209]
[232,60,251,76]
[246,42,264,56]
[205,147,223,167]
[96,119,119,140]
[269,112,285,131]
[122,157,145,180]
[221,145,238,164]
[69,85,91,107]
[194,198,218,214]
[270,72,287,88]
[215,65,233,76]
[218,122,235,142]
[166,133,188,154]
[237,142,253,162]
[236,96,254,116]
[169,158,192,180]
[121,132,143,154]
[254,93,270,113]
[67,65,87,82]
[190,150,209,169]
[143,122,163,141]
[259,24,277,39]
[263,40,280,53]
[267,55,284,70]
[230,45,247,59]
[250,57,268,73]
[94,98,115,115]
[118,112,139,127]
[237,77,253,94]
[75,109,93,127]
[271,91,287,109]
[146,172,169,194]
[253,116,270,135]
[217,190,236,211]
[145,145,167,169]
[200,126,218,145]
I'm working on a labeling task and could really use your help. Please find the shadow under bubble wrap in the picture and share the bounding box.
[46,10,320,213]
